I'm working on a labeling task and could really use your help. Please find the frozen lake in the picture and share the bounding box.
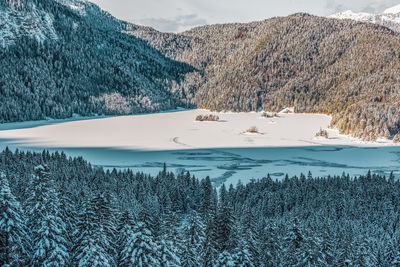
[0,110,399,186]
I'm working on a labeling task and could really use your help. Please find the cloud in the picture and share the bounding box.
[138,14,207,32]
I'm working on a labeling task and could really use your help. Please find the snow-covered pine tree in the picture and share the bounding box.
[239,206,259,265]
[232,247,254,267]
[161,198,181,248]
[25,165,70,266]
[158,238,180,267]
[159,199,181,267]
[117,210,136,262]
[89,192,119,262]
[139,202,159,239]
[58,182,77,254]
[181,239,197,267]
[215,184,234,253]
[120,221,160,266]
[73,196,113,267]
[180,210,205,266]
[0,174,30,266]
[282,217,304,266]
[215,250,235,267]
[351,236,378,266]
[259,221,281,266]
[297,233,327,266]
[201,217,218,267]
[201,176,213,217]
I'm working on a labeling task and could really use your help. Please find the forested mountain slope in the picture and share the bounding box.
[0,0,194,122]
[127,14,400,141]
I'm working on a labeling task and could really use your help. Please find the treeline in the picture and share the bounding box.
[128,13,400,142]
[0,0,195,123]
[1,148,400,266]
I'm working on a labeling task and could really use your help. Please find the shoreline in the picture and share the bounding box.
[0,109,397,150]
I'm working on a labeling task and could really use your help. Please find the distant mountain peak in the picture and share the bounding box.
[329,4,400,32]
[383,4,400,14]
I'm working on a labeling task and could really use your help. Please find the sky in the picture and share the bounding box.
[88,0,400,32]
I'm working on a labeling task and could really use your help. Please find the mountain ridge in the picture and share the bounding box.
[126,12,400,141]
[0,0,195,122]
[2,0,400,142]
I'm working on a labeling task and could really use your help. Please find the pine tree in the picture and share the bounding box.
[215,184,234,253]
[0,174,30,266]
[180,210,205,266]
[233,247,254,267]
[58,182,76,257]
[298,234,327,266]
[239,206,258,265]
[89,193,119,262]
[25,165,69,266]
[283,217,304,266]
[159,238,181,267]
[73,197,113,267]
[215,250,235,267]
[181,238,198,267]
[259,222,281,266]
[201,176,212,217]
[120,221,160,266]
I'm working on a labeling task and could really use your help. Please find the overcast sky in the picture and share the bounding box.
[89,0,400,32]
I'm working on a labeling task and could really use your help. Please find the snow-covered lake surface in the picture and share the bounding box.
[0,109,399,186]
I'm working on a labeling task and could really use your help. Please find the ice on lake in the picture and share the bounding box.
[0,110,399,186]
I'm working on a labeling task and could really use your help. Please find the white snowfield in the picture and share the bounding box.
[383,4,400,14]
[0,109,394,150]
[329,4,400,31]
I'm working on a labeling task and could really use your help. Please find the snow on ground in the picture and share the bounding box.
[0,109,394,151]
[1,109,399,187]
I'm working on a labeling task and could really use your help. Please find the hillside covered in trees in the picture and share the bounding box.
[128,14,400,142]
[1,148,400,266]
[3,0,400,142]
[0,0,195,123]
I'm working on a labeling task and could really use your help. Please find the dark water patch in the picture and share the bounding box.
[217,164,262,171]
[303,146,346,152]
[177,156,243,161]
[188,168,213,172]
[172,151,213,156]
[100,162,204,169]
[211,171,236,186]
[270,172,285,177]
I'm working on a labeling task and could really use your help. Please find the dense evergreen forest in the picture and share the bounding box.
[0,0,194,123]
[1,148,400,266]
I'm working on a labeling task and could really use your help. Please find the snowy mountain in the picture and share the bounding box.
[0,1,58,47]
[329,4,400,32]
[0,0,194,122]
[383,4,400,14]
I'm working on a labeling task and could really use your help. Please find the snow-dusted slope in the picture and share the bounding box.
[0,2,58,47]
[55,0,87,15]
[329,10,376,22]
[383,4,400,14]
[330,4,400,32]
